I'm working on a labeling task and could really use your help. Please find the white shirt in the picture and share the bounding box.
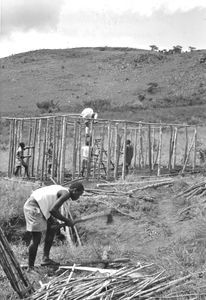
[81,145,90,159]
[80,108,98,119]
[31,185,68,220]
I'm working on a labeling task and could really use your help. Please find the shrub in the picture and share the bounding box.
[36,100,60,113]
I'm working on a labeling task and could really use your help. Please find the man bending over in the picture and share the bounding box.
[23,182,84,269]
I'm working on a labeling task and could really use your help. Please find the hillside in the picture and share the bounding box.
[0,47,206,123]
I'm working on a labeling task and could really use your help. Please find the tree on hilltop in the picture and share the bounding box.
[149,45,159,51]
[173,45,182,53]
[189,46,196,52]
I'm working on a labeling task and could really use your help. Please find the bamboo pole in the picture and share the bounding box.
[192,126,197,172]
[72,120,77,180]
[151,127,155,170]
[12,119,18,175]
[138,123,142,169]
[92,124,96,179]
[31,119,37,177]
[78,123,82,177]
[133,128,138,168]
[114,124,119,180]
[57,118,63,183]
[157,126,162,176]
[181,130,196,175]
[148,125,152,172]
[86,120,93,180]
[36,119,42,178]
[51,117,56,179]
[172,127,178,169]
[26,119,32,177]
[168,126,173,171]
[60,117,67,184]
[41,127,46,181]
[8,120,14,177]
[19,119,23,142]
[106,121,112,180]
[97,125,105,179]
[122,122,127,180]
[184,126,188,163]
[16,120,20,145]
[45,118,50,179]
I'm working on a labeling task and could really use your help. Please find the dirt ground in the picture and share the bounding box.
[1,174,206,298]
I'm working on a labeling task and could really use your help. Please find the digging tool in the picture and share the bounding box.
[51,209,114,231]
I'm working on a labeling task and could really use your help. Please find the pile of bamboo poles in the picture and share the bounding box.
[0,227,34,299]
[28,263,197,300]
[177,180,206,200]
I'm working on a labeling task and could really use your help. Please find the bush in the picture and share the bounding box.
[36,100,60,113]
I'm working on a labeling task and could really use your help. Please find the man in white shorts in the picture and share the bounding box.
[23,182,84,268]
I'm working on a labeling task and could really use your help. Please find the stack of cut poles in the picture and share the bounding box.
[28,264,195,300]
[0,227,34,299]
[177,180,206,200]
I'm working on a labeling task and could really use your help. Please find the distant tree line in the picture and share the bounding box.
[149,45,197,54]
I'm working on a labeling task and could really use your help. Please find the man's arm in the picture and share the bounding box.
[50,190,73,226]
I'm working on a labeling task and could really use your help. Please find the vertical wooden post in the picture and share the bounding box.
[78,123,82,177]
[45,118,50,179]
[71,120,77,180]
[181,131,196,174]
[26,119,32,176]
[12,119,18,175]
[106,122,112,180]
[172,127,178,169]
[8,120,14,177]
[19,120,23,142]
[86,121,93,180]
[151,127,155,170]
[168,126,173,171]
[92,123,96,178]
[122,122,127,180]
[36,119,42,178]
[41,127,46,181]
[60,117,67,184]
[57,118,63,183]
[114,123,119,180]
[148,125,152,172]
[51,117,56,179]
[184,127,188,163]
[16,120,20,145]
[157,126,162,176]
[192,126,197,172]
[31,119,37,177]
[133,128,138,168]
[138,123,143,169]
[97,125,105,179]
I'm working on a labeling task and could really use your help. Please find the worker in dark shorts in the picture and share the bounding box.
[23,182,84,269]
[14,142,32,178]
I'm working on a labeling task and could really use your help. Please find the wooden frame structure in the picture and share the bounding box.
[4,114,200,184]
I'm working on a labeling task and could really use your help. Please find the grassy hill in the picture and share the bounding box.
[0,47,206,123]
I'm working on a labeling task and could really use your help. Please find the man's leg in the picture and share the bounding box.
[28,232,42,267]
[42,217,58,264]
[22,161,29,177]
[14,166,21,176]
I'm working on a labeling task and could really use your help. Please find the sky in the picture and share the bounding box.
[0,0,205,58]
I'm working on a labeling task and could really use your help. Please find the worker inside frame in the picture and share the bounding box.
[80,107,98,145]
[14,142,33,178]
[46,142,53,175]
[81,141,90,177]
[23,182,84,269]
[126,139,134,175]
